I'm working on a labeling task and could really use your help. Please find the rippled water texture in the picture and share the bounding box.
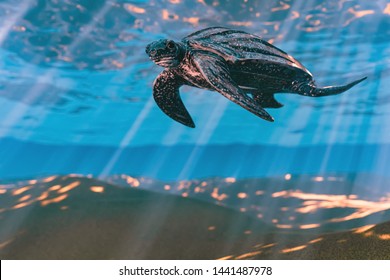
[1,0,390,260]
[0,0,389,146]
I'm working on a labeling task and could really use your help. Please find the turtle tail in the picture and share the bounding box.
[299,77,367,97]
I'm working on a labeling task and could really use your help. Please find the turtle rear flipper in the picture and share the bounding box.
[253,92,283,108]
[296,77,367,97]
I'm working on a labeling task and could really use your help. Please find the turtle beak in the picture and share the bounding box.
[145,44,151,55]
[145,44,158,58]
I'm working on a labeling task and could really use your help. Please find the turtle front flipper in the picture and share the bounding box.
[192,51,274,122]
[153,70,195,128]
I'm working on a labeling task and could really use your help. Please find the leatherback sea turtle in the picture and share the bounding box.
[145,27,366,128]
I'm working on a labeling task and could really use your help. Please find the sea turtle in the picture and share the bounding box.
[145,27,366,128]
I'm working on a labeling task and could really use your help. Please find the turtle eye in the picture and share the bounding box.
[167,41,175,49]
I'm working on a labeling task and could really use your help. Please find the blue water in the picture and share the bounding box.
[0,0,389,180]
[2,2,390,259]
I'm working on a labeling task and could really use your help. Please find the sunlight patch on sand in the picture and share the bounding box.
[353,224,375,234]
[41,194,68,206]
[217,255,233,260]
[49,185,61,191]
[0,238,14,250]
[308,237,323,244]
[225,177,236,183]
[281,245,307,254]
[90,186,104,193]
[12,200,34,209]
[237,192,247,199]
[235,250,262,260]
[18,195,31,202]
[12,186,31,196]
[42,176,57,183]
[211,188,228,201]
[299,224,320,229]
[37,191,49,201]
[276,224,293,229]
[377,234,390,240]
[57,181,80,194]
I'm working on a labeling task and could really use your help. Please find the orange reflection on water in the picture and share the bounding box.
[348,8,375,18]
[162,9,179,21]
[228,21,253,27]
[208,226,216,231]
[344,7,375,26]
[271,2,290,12]
[290,11,300,20]
[57,181,80,194]
[90,186,104,193]
[12,25,26,32]
[124,4,146,14]
[111,60,124,69]
[0,189,7,194]
[384,3,390,15]
[183,17,199,26]
[41,194,68,206]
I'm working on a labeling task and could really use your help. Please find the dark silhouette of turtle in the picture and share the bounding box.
[145,27,366,128]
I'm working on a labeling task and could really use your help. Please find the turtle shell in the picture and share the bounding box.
[182,27,312,80]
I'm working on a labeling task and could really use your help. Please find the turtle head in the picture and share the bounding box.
[145,39,185,68]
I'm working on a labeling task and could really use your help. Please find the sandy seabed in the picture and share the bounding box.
[0,175,389,260]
